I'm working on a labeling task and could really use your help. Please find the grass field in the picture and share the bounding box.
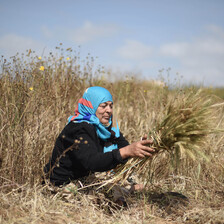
[0,47,224,223]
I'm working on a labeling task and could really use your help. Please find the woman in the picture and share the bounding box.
[44,86,154,192]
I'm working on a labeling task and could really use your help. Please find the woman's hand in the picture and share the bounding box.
[119,135,154,159]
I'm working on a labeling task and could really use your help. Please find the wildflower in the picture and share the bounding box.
[39,66,45,71]
[66,57,70,61]
[38,56,42,60]
[29,87,34,91]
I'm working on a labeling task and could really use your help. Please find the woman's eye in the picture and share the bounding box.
[100,103,113,109]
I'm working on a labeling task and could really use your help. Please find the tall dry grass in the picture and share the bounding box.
[103,88,224,189]
[0,46,224,223]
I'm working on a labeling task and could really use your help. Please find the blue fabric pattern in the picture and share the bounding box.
[68,86,120,153]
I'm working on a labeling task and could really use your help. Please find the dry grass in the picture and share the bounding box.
[0,47,224,223]
[104,89,223,188]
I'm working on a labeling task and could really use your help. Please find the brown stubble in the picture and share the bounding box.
[0,47,224,223]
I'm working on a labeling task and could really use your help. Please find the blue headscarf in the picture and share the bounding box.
[68,86,120,153]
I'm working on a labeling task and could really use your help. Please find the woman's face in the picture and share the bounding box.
[95,101,113,125]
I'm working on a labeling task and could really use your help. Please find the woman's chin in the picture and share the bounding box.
[101,120,110,126]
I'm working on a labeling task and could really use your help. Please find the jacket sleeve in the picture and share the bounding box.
[117,132,129,149]
[68,124,127,172]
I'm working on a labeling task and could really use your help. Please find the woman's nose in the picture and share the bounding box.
[106,105,112,113]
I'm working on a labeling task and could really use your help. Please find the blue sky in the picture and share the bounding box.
[0,0,224,86]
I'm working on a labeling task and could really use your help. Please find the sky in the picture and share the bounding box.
[0,0,224,87]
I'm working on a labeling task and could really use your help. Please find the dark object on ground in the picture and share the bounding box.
[148,191,189,214]
[115,196,128,208]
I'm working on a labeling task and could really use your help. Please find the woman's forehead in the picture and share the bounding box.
[100,101,113,105]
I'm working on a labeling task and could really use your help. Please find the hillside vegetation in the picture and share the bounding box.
[0,47,224,223]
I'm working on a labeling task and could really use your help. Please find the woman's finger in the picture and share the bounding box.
[138,148,153,157]
[141,150,153,157]
[138,152,146,158]
[141,139,153,145]
[141,145,155,153]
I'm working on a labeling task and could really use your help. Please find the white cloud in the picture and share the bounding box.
[114,25,224,86]
[159,42,189,57]
[0,34,45,57]
[69,21,120,44]
[41,25,53,39]
[158,25,224,86]
[205,24,224,39]
[117,40,154,60]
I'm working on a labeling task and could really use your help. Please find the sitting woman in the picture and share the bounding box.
[43,86,154,203]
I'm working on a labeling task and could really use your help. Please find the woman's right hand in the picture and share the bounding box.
[119,137,155,159]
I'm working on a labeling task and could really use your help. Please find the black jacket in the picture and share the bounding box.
[44,121,129,186]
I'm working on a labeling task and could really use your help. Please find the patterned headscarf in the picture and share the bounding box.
[68,86,120,153]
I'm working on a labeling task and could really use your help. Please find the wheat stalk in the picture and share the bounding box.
[101,89,223,188]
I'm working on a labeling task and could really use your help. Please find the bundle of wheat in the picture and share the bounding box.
[102,89,223,187]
